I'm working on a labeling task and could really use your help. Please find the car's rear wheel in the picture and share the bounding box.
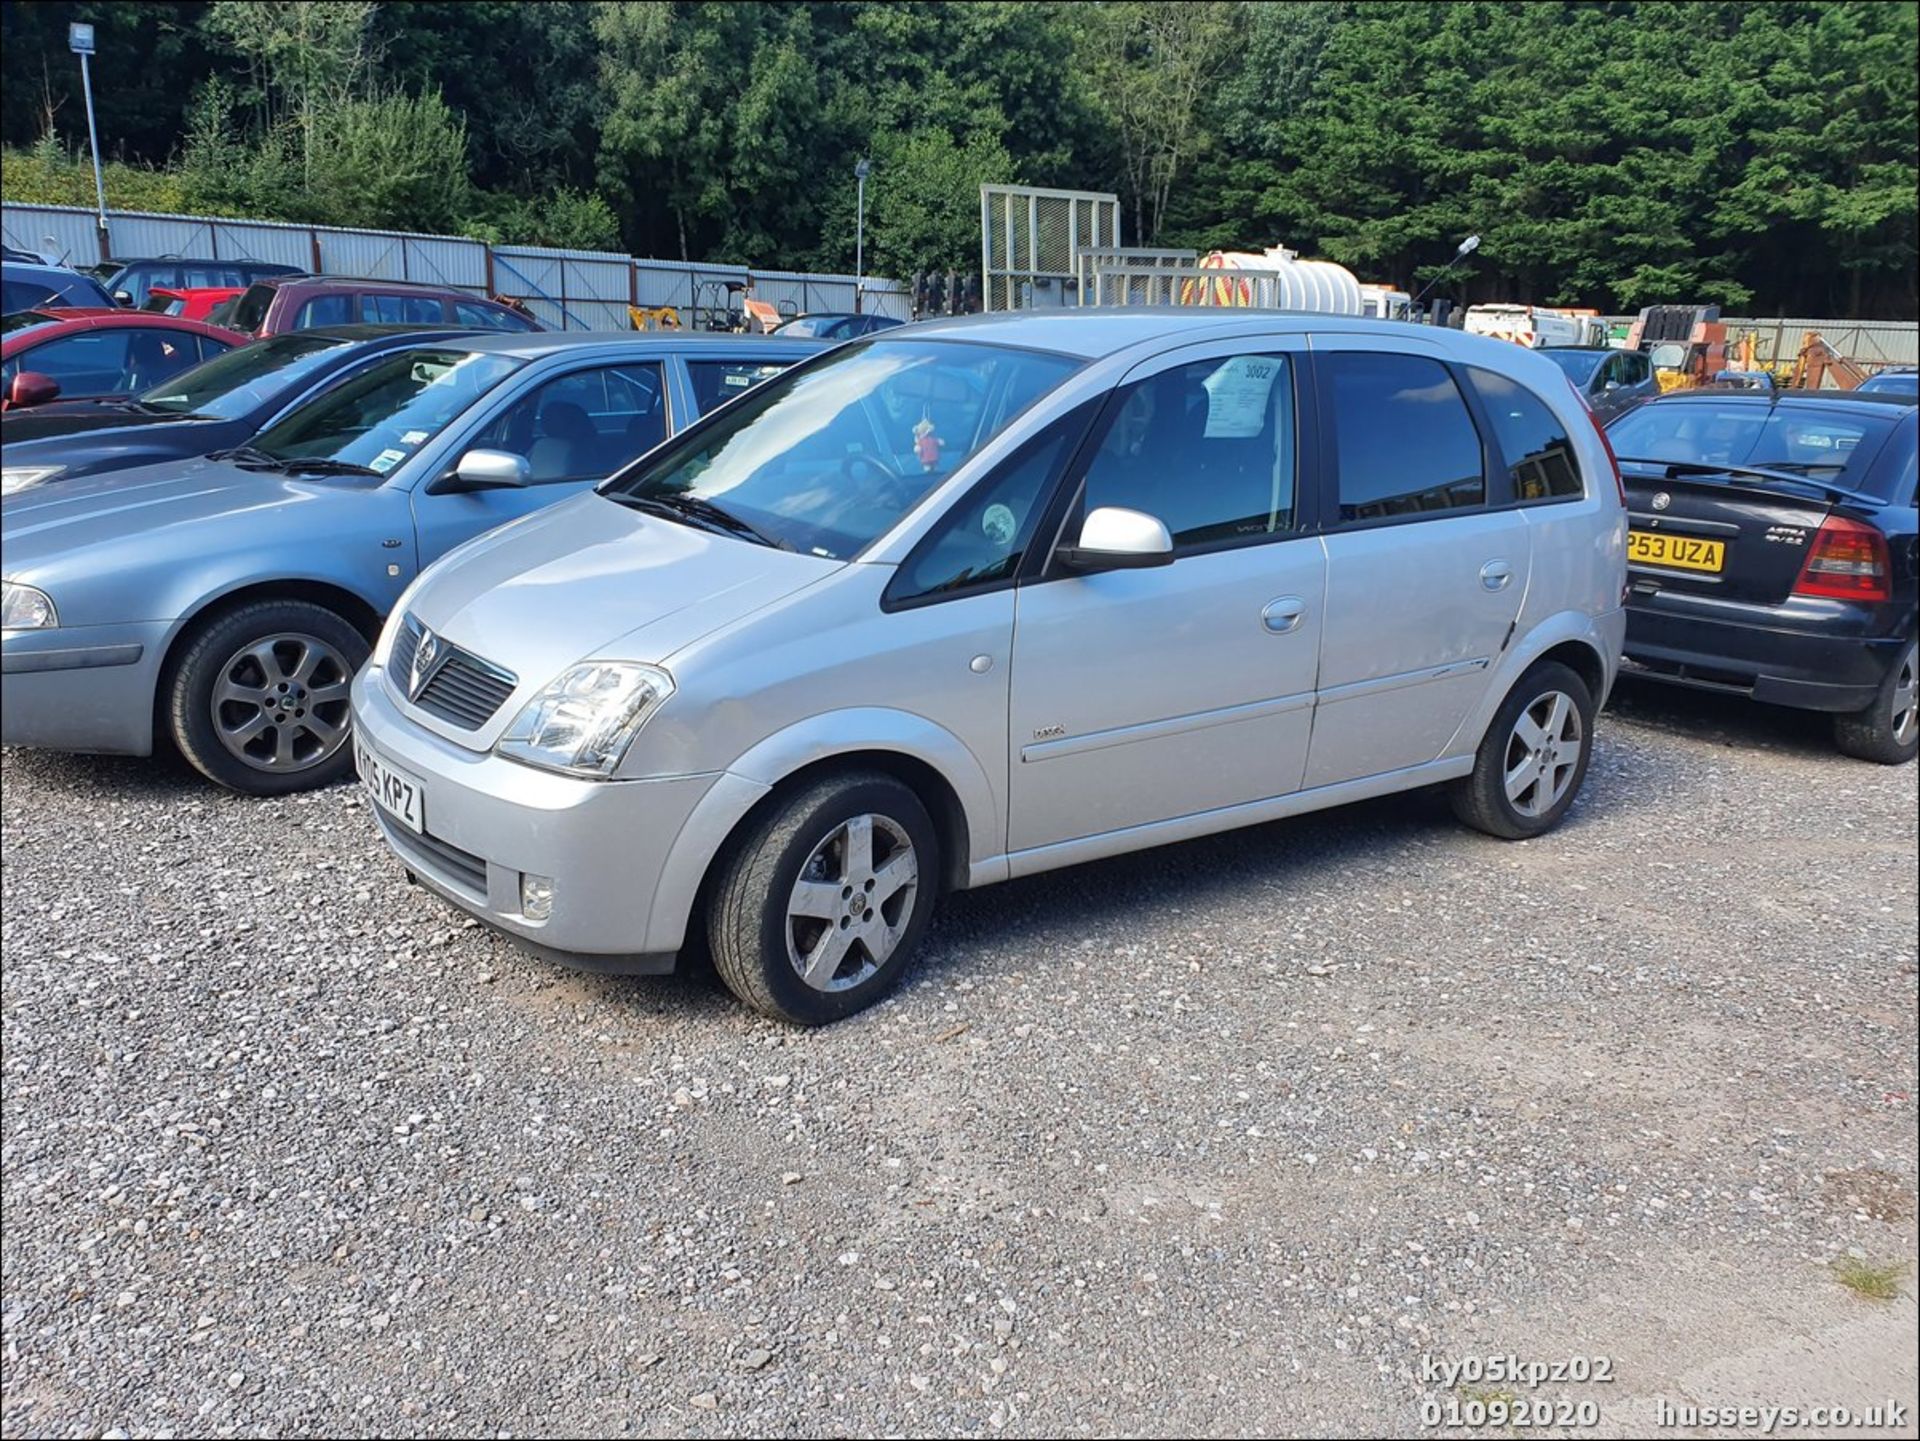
[707,771,939,1025]
[1834,639,1918,766]
[1451,660,1596,840]
[166,599,368,795]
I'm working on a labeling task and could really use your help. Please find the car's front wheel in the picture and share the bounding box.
[165,599,369,795]
[1451,660,1597,840]
[1834,639,1918,766]
[707,771,939,1025]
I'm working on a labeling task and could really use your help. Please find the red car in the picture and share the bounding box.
[143,285,247,322]
[1,309,243,409]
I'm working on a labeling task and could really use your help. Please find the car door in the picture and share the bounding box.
[1006,340,1326,855]
[409,358,671,567]
[1302,337,1530,789]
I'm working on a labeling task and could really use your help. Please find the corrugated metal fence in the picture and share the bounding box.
[2,202,910,329]
[1602,314,1918,368]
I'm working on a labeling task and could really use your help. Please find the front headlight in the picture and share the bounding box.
[2,465,65,495]
[495,662,674,777]
[1,581,58,630]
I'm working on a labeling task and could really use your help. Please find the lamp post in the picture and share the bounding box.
[1410,233,1480,311]
[854,157,871,314]
[68,22,109,257]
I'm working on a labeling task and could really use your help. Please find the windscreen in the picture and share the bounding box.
[140,332,345,419]
[602,339,1079,559]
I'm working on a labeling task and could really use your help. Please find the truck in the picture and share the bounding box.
[1464,303,1610,349]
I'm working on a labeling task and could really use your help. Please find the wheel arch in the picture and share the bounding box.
[152,577,387,737]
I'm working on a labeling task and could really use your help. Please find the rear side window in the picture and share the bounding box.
[1326,352,1486,521]
[1465,367,1583,501]
[454,300,537,333]
[296,294,354,329]
[362,293,447,325]
[687,359,789,415]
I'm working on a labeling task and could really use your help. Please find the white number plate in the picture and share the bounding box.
[356,741,425,834]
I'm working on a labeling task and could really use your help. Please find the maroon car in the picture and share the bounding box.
[225,275,542,338]
[0,309,243,409]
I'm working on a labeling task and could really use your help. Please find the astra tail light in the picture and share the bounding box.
[1568,377,1627,505]
[1793,515,1891,602]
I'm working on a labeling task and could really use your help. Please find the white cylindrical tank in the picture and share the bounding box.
[1186,246,1364,316]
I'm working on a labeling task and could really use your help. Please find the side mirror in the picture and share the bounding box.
[1058,506,1174,572]
[448,448,530,491]
[113,289,134,306]
[6,371,60,409]
[1603,380,1621,391]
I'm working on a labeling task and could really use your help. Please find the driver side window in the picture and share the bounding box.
[886,403,1097,607]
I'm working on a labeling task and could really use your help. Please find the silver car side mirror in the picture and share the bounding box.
[451,448,531,491]
[1059,505,1174,572]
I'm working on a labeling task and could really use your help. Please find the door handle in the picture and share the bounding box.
[1262,596,1307,634]
[1480,560,1515,592]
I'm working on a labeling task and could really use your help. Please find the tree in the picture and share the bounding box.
[1081,1,1242,244]
[200,0,376,186]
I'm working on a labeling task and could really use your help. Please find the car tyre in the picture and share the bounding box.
[1833,639,1918,766]
[1451,660,1596,840]
[708,771,939,1026]
[165,599,369,795]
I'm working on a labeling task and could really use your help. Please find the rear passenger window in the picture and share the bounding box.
[297,294,354,329]
[1326,352,1485,521]
[362,294,446,325]
[1466,367,1583,501]
[687,360,789,415]
[1079,353,1299,551]
[454,301,529,332]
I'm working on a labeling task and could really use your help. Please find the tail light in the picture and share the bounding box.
[1793,515,1891,602]
[1568,378,1627,506]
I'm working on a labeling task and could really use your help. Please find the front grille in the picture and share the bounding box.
[387,614,518,731]
[417,652,517,729]
[381,815,489,898]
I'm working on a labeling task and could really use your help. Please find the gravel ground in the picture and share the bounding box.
[3,681,1915,1439]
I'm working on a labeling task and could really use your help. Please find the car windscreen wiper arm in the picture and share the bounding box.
[609,491,793,550]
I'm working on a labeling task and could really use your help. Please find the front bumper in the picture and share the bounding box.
[0,620,173,755]
[351,663,762,970]
[1623,596,1907,713]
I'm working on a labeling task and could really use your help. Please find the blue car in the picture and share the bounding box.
[1,332,818,793]
[1,326,471,493]
[1,259,115,313]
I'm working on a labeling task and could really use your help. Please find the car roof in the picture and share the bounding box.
[259,274,505,295]
[365,330,831,359]
[1536,345,1614,353]
[295,324,476,343]
[1646,388,1920,415]
[11,307,227,328]
[3,260,88,280]
[897,307,1556,362]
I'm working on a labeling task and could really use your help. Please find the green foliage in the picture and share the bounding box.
[1,1,1913,315]
[2,130,190,215]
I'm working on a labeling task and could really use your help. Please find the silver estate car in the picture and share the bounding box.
[351,311,1629,1025]
[1,333,811,793]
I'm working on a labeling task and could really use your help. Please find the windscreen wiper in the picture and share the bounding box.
[610,492,793,550]
[208,444,281,467]
[208,446,381,478]
[1616,457,1877,507]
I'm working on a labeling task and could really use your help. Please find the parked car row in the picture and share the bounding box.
[3,309,1913,1026]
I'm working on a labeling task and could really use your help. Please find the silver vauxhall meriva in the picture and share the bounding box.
[351,311,1628,1024]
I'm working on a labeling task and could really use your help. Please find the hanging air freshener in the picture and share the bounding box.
[913,408,943,473]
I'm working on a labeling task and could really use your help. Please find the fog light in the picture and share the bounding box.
[520,873,554,921]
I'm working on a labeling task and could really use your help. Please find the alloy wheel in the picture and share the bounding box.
[785,813,920,992]
[210,632,355,773]
[1504,689,1584,819]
